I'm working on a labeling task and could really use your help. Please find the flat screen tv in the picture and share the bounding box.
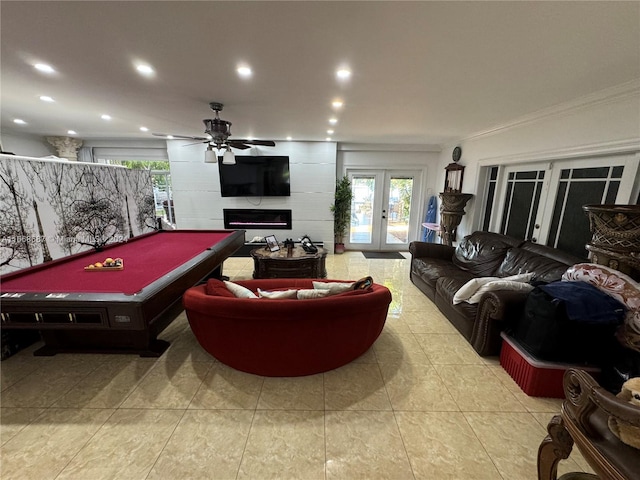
[218,156,291,197]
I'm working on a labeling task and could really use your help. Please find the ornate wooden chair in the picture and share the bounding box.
[537,369,640,480]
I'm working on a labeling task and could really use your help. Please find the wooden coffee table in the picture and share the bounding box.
[250,245,327,279]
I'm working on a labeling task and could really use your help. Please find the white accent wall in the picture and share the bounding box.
[168,141,337,248]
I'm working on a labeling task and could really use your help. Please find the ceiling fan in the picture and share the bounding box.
[153,102,276,164]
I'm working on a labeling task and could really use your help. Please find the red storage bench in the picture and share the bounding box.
[499,333,600,398]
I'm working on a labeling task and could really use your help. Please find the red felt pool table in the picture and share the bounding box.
[0,229,245,356]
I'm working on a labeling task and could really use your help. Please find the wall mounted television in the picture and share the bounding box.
[218,156,291,197]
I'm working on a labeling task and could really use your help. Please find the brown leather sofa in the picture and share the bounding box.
[409,231,583,356]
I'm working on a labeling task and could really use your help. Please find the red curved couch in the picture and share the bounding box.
[182,278,392,376]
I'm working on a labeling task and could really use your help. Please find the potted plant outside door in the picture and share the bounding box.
[330,175,353,254]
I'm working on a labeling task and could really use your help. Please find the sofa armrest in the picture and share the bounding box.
[409,241,455,261]
[470,289,531,356]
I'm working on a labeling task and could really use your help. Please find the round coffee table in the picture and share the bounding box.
[250,245,327,278]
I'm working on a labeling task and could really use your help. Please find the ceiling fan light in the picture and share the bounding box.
[222,148,236,165]
[204,146,218,163]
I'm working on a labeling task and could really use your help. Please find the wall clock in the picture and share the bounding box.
[452,146,462,163]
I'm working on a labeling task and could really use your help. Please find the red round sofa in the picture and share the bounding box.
[182,278,392,376]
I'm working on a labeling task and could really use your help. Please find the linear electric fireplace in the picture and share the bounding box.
[223,209,292,230]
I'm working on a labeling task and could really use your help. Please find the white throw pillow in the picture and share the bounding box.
[312,281,354,295]
[223,281,258,299]
[257,288,298,299]
[297,288,331,300]
[467,280,534,304]
[453,277,500,304]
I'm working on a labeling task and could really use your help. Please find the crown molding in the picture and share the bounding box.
[464,79,640,143]
[477,138,640,167]
[338,143,441,152]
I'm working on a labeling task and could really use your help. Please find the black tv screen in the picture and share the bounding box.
[218,156,291,197]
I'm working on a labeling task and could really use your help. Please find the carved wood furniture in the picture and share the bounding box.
[583,204,640,281]
[537,369,640,480]
[251,245,327,279]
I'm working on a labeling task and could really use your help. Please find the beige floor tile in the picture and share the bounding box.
[404,312,457,334]
[395,411,502,479]
[0,408,114,480]
[0,360,101,407]
[120,360,210,409]
[55,409,183,480]
[415,333,486,365]
[350,345,378,363]
[373,332,432,366]
[380,363,459,412]
[489,364,564,413]
[325,410,414,480]
[238,409,325,480]
[324,363,391,410]
[147,409,254,480]
[258,374,324,410]
[189,362,264,409]
[53,358,156,408]
[435,364,527,412]
[160,327,217,364]
[0,407,45,446]
[465,411,551,480]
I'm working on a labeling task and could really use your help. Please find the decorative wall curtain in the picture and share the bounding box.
[77,146,95,163]
[0,155,156,274]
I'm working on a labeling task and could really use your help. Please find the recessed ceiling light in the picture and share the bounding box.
[34,63,55,74]
[139,126,149,132]
[327,129,334,135]
[332,100,343,109]
[166,135,174,140]
[237,65,252,78]
[135,64,155,76]
[13,119,27,125]
[286,136,292,141]
[336,68,351,80]
[67,130,77,135]
[39,95,55,102]
[326,137,332,141]
[329,118,338,125]
[101,114,112,120]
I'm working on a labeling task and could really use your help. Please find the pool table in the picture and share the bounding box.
[0,229,245,356]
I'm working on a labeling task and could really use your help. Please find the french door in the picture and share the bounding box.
[346,170,420,251]
[489,156,637,259]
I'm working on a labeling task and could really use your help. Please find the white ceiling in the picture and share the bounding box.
[2,1,639,147]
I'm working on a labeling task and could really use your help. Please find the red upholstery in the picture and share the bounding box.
[183,279,392,376]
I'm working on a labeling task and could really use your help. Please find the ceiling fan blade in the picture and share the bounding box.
[227,141,252,150]
[152,133,208,141]
[183,140,210,147]
[233,139,276,147]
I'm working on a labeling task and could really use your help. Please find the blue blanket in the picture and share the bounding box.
[539,281,626,325]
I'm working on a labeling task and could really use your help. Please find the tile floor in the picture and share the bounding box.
[0,252,595,479]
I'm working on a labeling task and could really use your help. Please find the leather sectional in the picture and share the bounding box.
[409,231,583,356]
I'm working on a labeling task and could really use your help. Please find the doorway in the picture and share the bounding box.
[346,170,420,251]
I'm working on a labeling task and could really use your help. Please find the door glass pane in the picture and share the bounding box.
[554,181,605,259]
[350,176,374,244]
[386,177,413,244]
[500,170,544,240]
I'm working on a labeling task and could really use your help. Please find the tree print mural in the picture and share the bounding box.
[0,156,155,274]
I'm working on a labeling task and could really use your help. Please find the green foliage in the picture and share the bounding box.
[117,160,170,171]
[330,175,353,243]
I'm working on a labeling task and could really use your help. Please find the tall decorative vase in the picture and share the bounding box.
[439,193,473,246]
[582,204,640,280]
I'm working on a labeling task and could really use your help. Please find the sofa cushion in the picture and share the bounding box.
[205,279,235,297]
[412,257,475,291]
[437,276,479,321]
[258,288,298,299]
[452,231,521,277]
[496,247,573,283]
